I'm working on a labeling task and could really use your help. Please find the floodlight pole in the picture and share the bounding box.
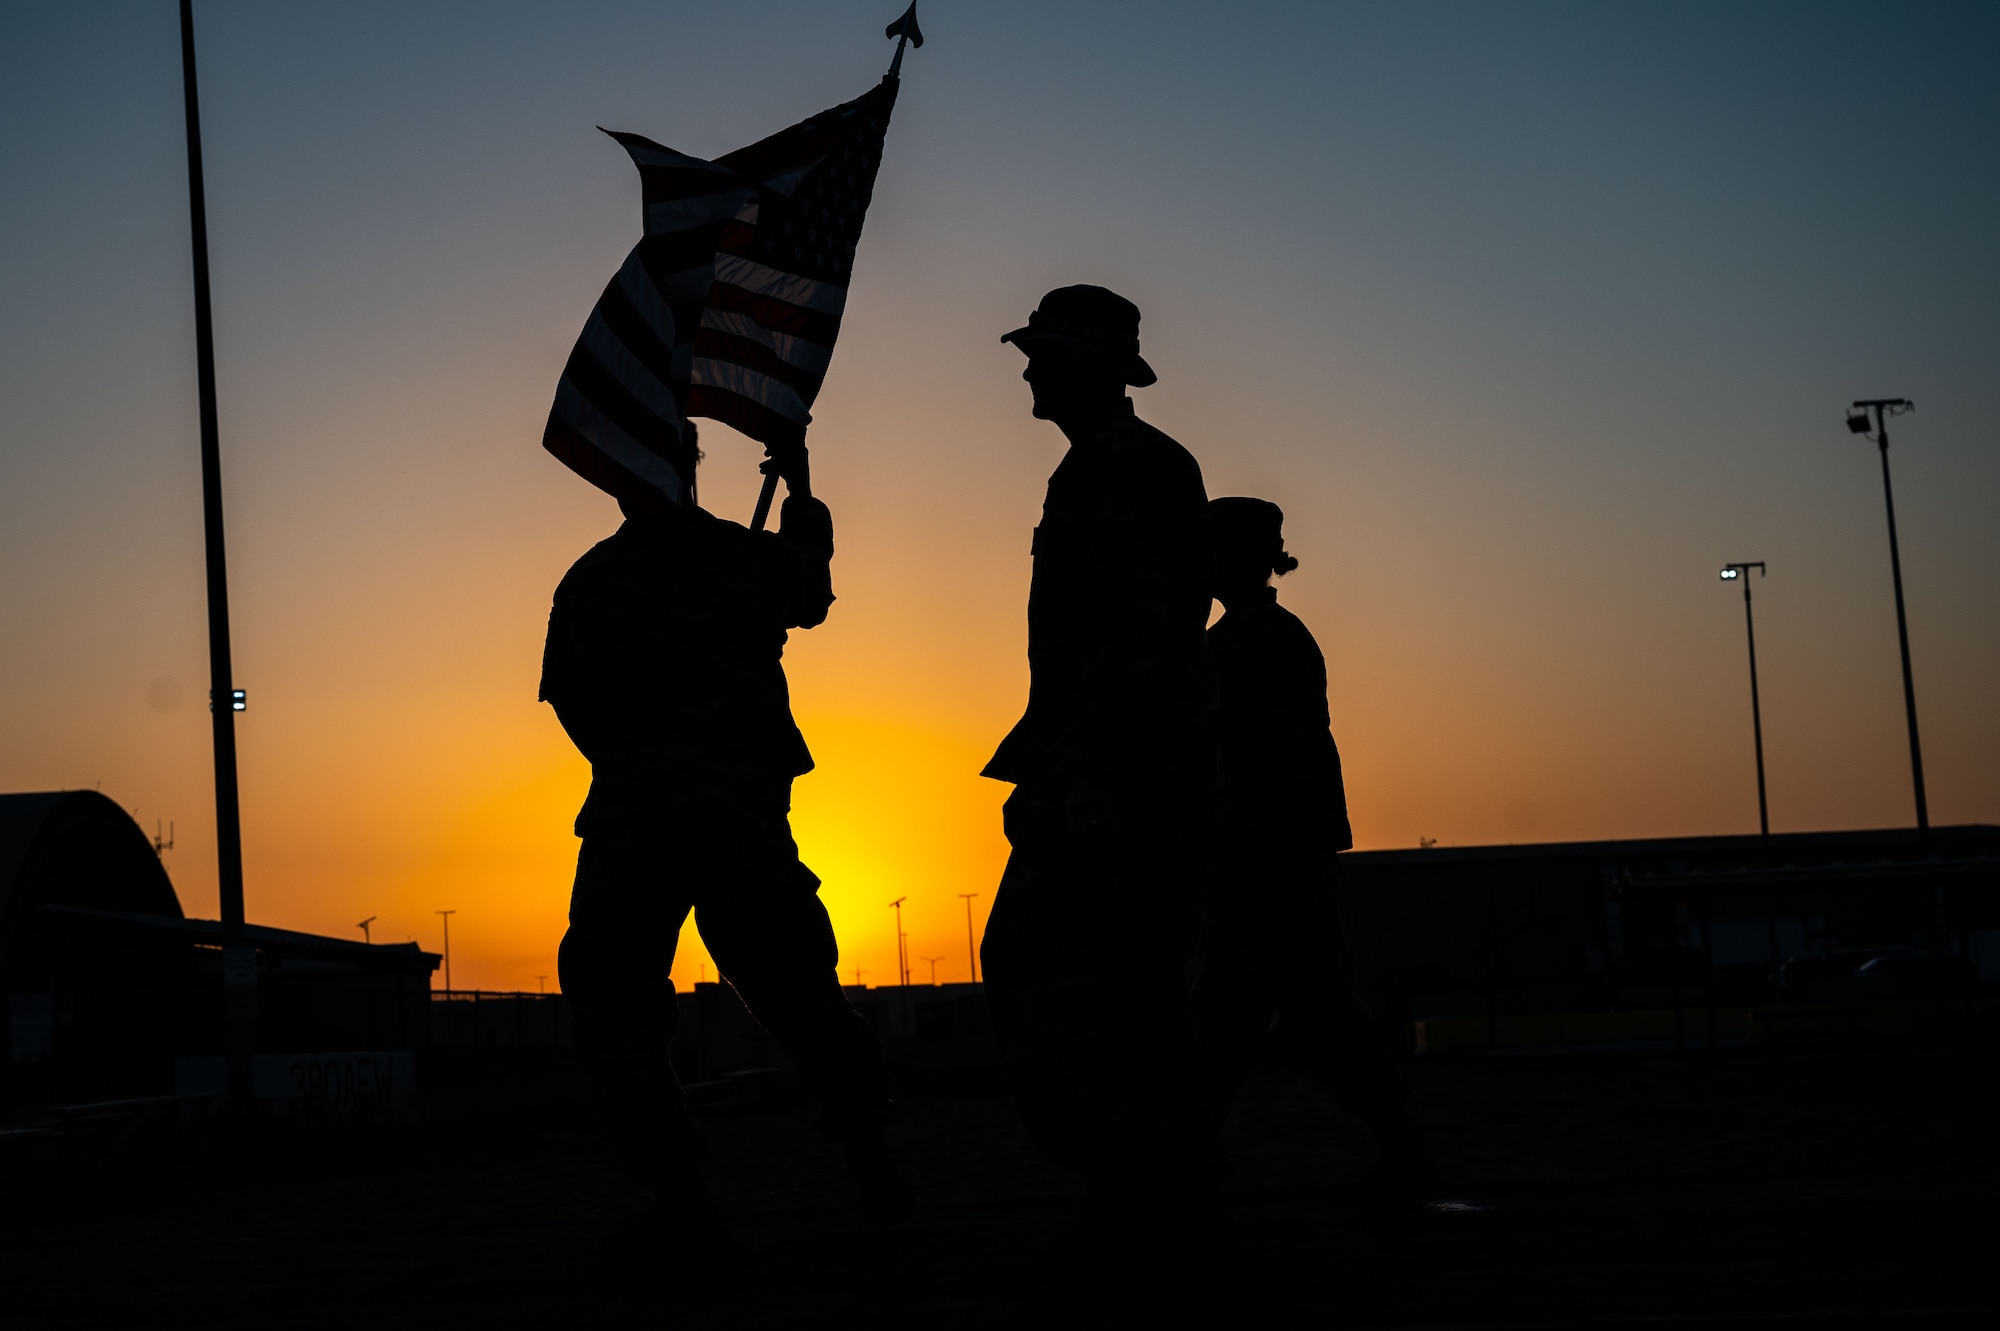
[1720,563,1769,837]
[179,0,255,1117]
[958,892,980,984]
[1849,399,1928,833]
[888,898,909,988]
[435,910,456,991]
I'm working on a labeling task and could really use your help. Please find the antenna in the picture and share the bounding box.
[153,819,176,859]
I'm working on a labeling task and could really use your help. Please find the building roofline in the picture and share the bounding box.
[41,904,441,973]
[1344,824,1999,868]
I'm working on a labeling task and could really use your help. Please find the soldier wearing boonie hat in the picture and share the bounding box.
[980,284,1231,1273]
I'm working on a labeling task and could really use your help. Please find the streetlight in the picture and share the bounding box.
[1718,562,1769,837]
[921,955,944,986]
[887,898,909,988]
[356,915,376,945]
[435,909,456,992]
[958,892,980,984]
[1845,398,1928,831]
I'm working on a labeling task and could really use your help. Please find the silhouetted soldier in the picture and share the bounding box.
[539,433,911,1251]
[979,285,1227,1269]
[1194,497,1439,1198]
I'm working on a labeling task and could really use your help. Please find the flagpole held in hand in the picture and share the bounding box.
[750,469,781,530]
[747,4,921,532]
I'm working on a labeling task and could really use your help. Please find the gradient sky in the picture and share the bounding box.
[3,2,1997,993]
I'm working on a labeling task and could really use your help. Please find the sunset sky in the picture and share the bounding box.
[3,2,1997,993]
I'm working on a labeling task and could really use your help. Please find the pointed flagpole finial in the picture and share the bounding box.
[885,2,923,77]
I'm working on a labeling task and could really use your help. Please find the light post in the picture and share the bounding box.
[887,898,909,988]
[1718,563,1769,837]
[921,956,944,985]
[1845,398,1928,832]
[958,892,980,984]
[435,910,456,992]
[178,0,254,1118]
[356,915,376,945]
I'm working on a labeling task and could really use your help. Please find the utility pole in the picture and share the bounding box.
[853,966,866,988]
[357,916,376,945]
[435,910,456,991]
[1718,563,1769,837]
[958,892,980,984]
[888,897,909,988]
[178,0,255,1118]
[537,975,547,994]
[921,956,944,986]
[1845,398,1927,832]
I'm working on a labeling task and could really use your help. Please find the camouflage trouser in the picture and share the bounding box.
[1192,853,1407,1130]
[557,820,889,1191]
[980,779,1219,1188]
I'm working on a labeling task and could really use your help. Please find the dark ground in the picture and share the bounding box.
[4,1043,1997,1329]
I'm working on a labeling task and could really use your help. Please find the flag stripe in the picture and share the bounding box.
[702,279,843,345]
[692,327,825,401]
[610,250,678,355]
[685,385,809,450]
[697,308,834,375]
[645,191,756,236]
[560,339,683,462]
[543,413,679,513]
[712,252,847,315]
[547,380,684,505]
[581,311,681,425]
[689,358,813,423]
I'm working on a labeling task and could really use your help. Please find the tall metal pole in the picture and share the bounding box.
[1850,399,1928,832]
[1721,563,1769,837]
[958,892,980,984]
[436,910,456,991]
[179,0,255,1117]
[887,898,908,988]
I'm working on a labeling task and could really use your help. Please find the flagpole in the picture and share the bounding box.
[179,0,256,1117]
[747,4,920,533]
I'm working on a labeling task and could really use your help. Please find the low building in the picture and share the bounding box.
[2,790,438,1124]
[1338,825,2000,1044]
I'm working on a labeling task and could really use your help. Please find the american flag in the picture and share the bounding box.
[542,77,900,513]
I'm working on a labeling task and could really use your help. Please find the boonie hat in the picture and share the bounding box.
[1001,284,1157,388]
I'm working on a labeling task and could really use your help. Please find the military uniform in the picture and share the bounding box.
[1192,586,1410,1134]
[540,495,889,1192]
[980,399,1220,1186]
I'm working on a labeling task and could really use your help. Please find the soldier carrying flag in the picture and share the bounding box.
[537,6,922,1252]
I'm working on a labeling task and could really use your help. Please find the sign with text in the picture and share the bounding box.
[175,1051,417,1124]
